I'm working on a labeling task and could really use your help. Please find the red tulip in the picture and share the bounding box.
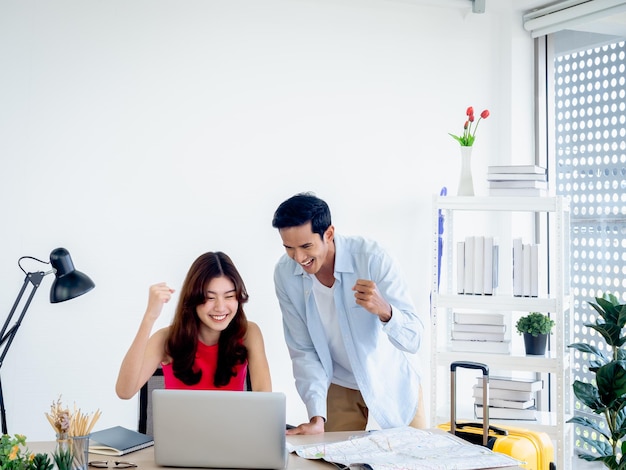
[449,105,490,147]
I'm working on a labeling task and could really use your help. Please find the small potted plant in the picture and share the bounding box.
[515,311,555,355]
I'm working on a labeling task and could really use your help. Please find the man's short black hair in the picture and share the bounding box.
[272,192,332,239]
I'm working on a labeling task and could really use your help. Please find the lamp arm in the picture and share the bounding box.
[0,271,45,368]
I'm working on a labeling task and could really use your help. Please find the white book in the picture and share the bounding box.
[492,244,499,291]
[457,241,465,294]
[489,188,548,197]
[483,236,493,295]
[473,235,484,295]
[473,386,535,402]
[488,180,548,189]
[475,404,538,421]
[487,165,547,175]
[453,312,505,325]
[463,236,474,295]
[474,397,535,410]
[451,331,506,342]
[512,238,523,297]
[450,340,511,354]
[479,376,543,392]
[530,243,539,297]
[486,173,548,181]
[521,243,529,295]
[453,323,506,333]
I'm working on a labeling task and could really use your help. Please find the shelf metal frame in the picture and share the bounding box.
[429,195,573,470]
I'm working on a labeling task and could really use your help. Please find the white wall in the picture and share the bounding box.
[0,0,536,440]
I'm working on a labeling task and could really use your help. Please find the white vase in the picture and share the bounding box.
[457,146,475,196]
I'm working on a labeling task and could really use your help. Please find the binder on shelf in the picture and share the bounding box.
[523,243,531,297]
[483,239,498,295]
[463,236,474,295]
[512,238,523,297]
[473,235,484,295]
[457,241,465,294]
[530,243,539,297]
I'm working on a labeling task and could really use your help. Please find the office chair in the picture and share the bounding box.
[138,366,164,436]
[137,366,253,436]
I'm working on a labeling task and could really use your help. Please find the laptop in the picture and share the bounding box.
[152,389,288,469]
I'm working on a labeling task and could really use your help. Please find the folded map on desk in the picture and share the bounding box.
[289,427,520,470]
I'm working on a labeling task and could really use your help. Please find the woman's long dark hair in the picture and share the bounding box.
[165,251,249,387]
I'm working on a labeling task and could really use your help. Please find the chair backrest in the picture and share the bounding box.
[137,366,252,436]
[138,367,164,437]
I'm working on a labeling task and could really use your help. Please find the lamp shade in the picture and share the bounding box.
[49,247,95,303]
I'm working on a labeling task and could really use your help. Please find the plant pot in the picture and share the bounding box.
[523,332,548,355]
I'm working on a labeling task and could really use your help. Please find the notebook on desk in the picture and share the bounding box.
[152,389,288,469]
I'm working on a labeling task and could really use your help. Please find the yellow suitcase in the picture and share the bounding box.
[438,361,555,470]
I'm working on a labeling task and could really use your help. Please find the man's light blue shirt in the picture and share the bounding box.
[274,234,424,428]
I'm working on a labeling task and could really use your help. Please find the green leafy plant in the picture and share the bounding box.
[51,447,72,470]
[515,311,555,337]
[31,454,53,470]
[0,434,50,470]
[567,293,626,469]
[449,106,490,147]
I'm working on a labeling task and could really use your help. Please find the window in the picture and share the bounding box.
[551,29,626,456]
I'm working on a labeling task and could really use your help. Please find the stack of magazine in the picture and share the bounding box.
[473,376,543,420]
[450,312,510,354]
[487,165,547,196]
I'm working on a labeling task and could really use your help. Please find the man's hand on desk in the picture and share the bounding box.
[286,416,325,435]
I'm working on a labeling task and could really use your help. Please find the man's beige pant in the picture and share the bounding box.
[325,383,426,432]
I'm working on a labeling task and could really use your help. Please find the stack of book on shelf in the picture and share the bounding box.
[512,237,539,297]
[450,312,510,354]
[456,235,499,295]
[473,376,543,421]
[487,165,547,196]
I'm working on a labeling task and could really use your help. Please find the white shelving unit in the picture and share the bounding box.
[430,195,573,470]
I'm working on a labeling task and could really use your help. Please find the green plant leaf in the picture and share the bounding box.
[573,380,605,411]
[579,433,613,459]
[569,342,610,363]
[597,361,626,409]
[588,322,625,348]
[567,415,611,441]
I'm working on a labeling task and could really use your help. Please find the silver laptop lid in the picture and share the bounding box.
[152,389,287,469]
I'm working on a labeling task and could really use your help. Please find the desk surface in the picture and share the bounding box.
[29,431,522,470]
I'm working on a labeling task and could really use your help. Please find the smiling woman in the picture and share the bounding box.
[115,251,272,400]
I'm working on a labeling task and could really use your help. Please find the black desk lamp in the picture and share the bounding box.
[0,247,95,434]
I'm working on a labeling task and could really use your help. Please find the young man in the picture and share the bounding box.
[271,192,425,435]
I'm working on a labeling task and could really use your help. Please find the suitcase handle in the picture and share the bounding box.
[450,361,489,375]
[450,361,490,446]
[454,422,509,436]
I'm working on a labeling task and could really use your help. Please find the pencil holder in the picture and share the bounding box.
[71,435,90,470]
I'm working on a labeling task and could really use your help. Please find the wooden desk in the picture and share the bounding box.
[28,431,522,470]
